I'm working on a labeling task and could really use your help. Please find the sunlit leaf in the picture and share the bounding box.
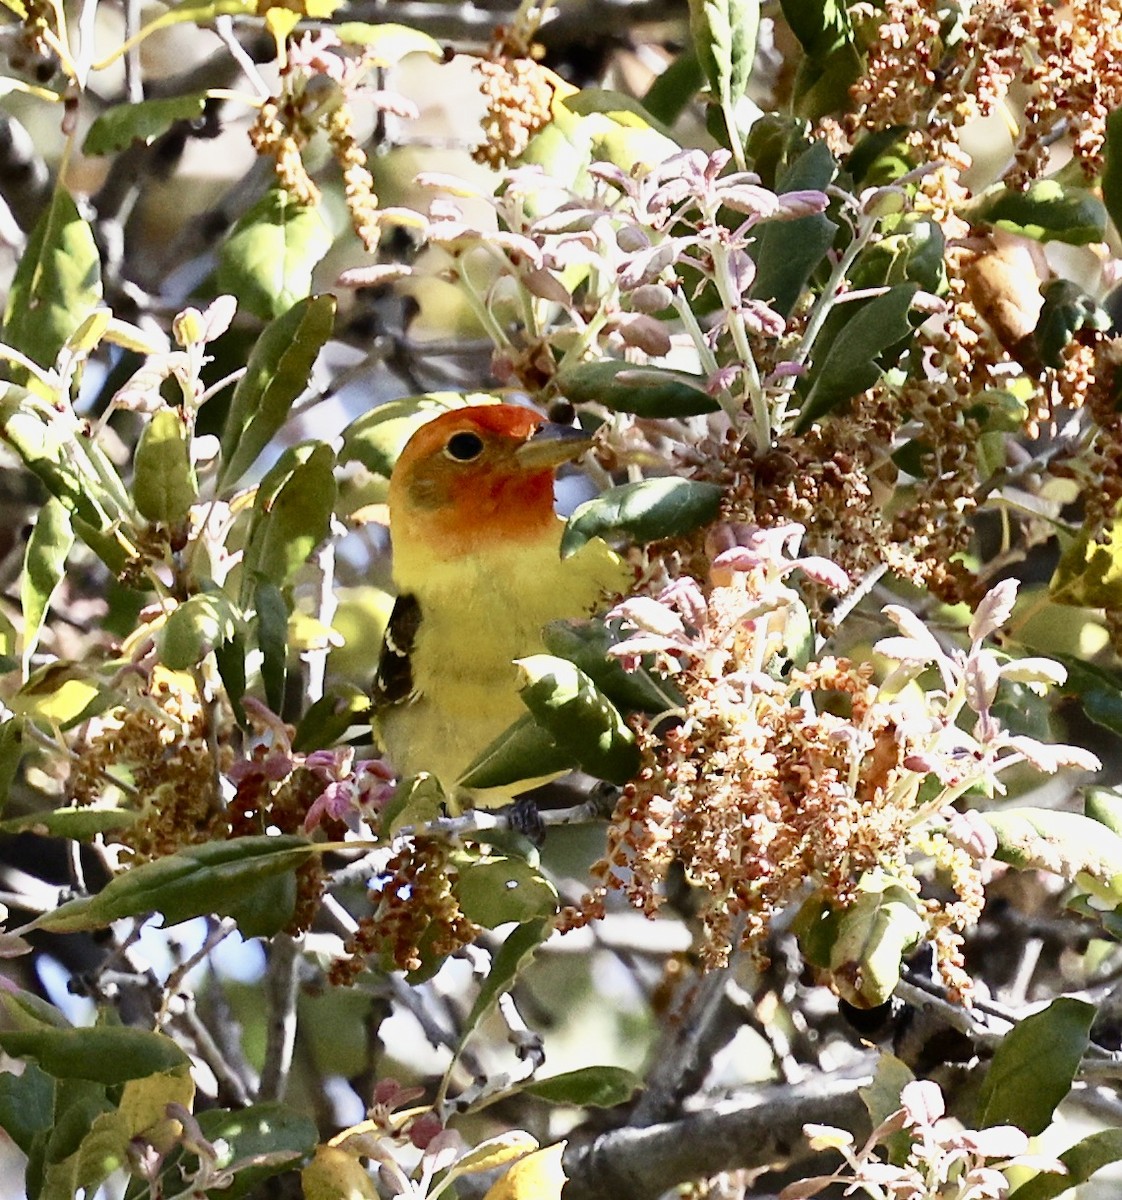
[301,1145,378,1200]
[83,93,208,155]
[21,497,73,675]
[216,188,333,322]
[984,807,1122,905]
[0,805,137,839]
[516,654,639,785]
[455,855,557,928]
[33,834,314,934]
[557,360,718,418]
[1,184,102,376]
[523,1066,639,1107]
[1008,1129,1122,1200]
[219,294,336,486]
[0,1024,189,1085]
[561,478,722,558]
[483,1141,567,1200]
[972,179,1107,244]
[159,592,241,671]
[133,407,198,526]
[828,874,925,1008]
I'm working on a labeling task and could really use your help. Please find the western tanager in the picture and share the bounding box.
[373,403,627,809]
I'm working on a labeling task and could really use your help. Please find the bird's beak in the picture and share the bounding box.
[514,421,593,470]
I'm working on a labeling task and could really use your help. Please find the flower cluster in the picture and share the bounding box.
[415,146,826,435]
[248,30,416,248]
[783,1079,1066,1200]
[330,838,481,980]
[561,525,1097,996]
[69,668,225,861]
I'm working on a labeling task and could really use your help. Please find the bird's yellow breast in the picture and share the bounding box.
[378,521,626,806]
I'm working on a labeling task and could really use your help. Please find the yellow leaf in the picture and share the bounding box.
[301,1144,378,1200]
[482,1140,567,1200]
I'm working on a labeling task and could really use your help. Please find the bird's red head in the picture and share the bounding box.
[388,404,591,560]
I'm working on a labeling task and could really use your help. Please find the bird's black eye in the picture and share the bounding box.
[444,431,485,462]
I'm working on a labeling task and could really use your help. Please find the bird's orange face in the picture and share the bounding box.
[389,404,591,558]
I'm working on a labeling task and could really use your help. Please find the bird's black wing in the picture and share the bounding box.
[373,592,422,710]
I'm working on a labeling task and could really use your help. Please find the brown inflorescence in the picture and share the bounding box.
[472,54,557,169]
[330,839,481,982]
[326,103,381,252]
[69,673,226,861]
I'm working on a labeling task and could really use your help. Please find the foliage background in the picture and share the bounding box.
[5,0,1122,1198]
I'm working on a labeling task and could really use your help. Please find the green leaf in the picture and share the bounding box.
[0,1025,189,1085]
[21,497,73,675]
[849,214,947,296]
[256,580,289,713]
[339,392,462,478]
[43,1069,194,1200]
[226,864,299,939]
[1051,519,1122,608]
[241,442,336,591]
[382,772,446,836]
[1033,279,1111,369]
[460,918,549,1045]
[1054,654,1122,736]
[1085,787,1122,836]
[642,46,705,126]
[455,855,557,928]
[190,1103,319,1199]
[332,22,442,62]
[1,184,102,375]
[0,805,137,839]
[542,619,683,715]
[984,807,1122,905]
[0,1062,53,1155]
[33,834,313,934]
[158,592,241,670]
[859,1054,915,1165]
[780,0,863,120]
[828,875,925,1008]
[0,717,24,817]
[292,683,370,752]
[0,390,131,571]
[750,139,838,316]
[516,654,639,785]
[133,407,198,525]
[219,293,336,487]
[688,0,760,146]
[215,631,248,725]
[216,188,334,322]
[1008,1128,1122,1200]
[1103,107,1122,238]
[976,997,1094,1134]
[797,283,918,430]
[82,93,208,155]
[561,478,722,558]
[523,1065,640,1107]
[456,713,576,791]
[11,661,112,729]
[973,179,1107,244]
[557,360,718,418]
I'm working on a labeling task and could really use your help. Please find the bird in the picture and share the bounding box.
[372,402,628,811]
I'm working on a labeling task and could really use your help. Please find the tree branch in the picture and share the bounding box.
[561,1065,874,1200]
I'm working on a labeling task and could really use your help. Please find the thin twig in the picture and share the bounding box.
[258,932,302,1102]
